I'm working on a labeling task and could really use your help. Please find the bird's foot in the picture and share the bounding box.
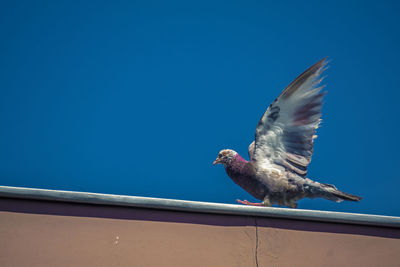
[236,199,264,206]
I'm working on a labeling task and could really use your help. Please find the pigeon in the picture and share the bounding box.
[213,58,361,208]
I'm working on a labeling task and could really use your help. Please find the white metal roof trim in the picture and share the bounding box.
[0,185,399,228]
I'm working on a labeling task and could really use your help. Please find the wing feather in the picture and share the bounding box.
[251,58,328,177]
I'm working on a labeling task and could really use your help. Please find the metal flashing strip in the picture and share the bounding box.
[0,185,399,228]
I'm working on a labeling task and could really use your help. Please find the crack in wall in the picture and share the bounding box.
[255,217,259,267]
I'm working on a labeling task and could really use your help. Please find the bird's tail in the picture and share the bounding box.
[305,180,362,202]
[319,183,362,202]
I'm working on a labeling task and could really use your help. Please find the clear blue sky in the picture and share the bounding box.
[1,1,399,216]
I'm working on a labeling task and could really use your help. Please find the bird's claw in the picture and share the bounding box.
[236,199,263,206]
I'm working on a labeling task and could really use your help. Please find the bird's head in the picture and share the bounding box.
[213,149,237,166]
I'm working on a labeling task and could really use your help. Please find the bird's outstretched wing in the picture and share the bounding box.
[251,58,327,177]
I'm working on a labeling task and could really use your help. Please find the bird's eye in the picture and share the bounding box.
[218,153,222,158]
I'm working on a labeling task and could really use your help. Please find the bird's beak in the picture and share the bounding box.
[213,158,220,165]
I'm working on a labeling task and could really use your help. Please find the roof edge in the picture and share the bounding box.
[0,185,399,228]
